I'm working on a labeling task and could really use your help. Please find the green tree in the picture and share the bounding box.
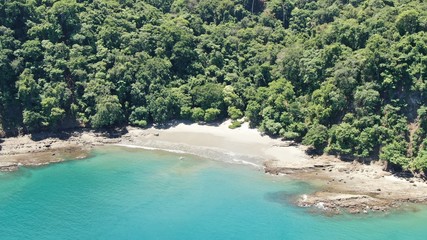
[16,69,40,109]
[191,83,224,110]
[22,110,44,131]
[245,101,262,128]
[327,123,360,156]
[228,106,243,120]
[129,107,149,127]
[302,124,328,153]
[191,107,205,122]
[380,140,410,170]
[396,10,420,35]
[204,108,221,122]
[91,96,124,129]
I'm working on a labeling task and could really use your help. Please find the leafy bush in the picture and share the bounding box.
[228,106,243,120]
[91,96,124,129]
[191,108,205,122]
[204,108,221,122]
[302,124,328,152]
[130,107,149,127]
[229,120,242,129]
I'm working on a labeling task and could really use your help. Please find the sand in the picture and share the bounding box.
[1,120,427,214]
[118,120,311,168]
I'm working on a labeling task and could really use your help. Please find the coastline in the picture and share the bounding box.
[1,120,427,214]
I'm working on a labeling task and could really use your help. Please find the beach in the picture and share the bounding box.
[1,120,427,214]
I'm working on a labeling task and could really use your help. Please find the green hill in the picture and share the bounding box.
[0,0,426,173]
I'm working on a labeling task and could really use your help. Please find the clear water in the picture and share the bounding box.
[0,147,426,240]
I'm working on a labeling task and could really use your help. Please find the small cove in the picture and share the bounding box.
[0,147,426,240]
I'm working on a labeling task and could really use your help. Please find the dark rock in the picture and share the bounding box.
[314,164,332,168]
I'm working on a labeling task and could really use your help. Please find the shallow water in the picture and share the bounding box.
[0,147,426,240]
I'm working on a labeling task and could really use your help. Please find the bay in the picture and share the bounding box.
[0,147,426,240]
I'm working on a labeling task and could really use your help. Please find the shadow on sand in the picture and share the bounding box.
[149,119,222,130]
[29,127,129,142]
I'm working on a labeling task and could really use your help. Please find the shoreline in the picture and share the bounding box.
[1,120,427,214]
[112,143,263,168]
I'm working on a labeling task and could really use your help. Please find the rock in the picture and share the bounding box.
[314,164,332,168]
[376,188,381,191]
[273,142,291,147]
[349,209,361,214]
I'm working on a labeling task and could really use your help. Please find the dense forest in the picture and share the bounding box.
[0,0,426,172]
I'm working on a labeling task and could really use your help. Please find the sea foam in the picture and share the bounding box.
[112,143,262,168]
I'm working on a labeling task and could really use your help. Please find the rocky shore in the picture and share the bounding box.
[0,130,128,171]
[1,121,427,215]
[265,156,427,214]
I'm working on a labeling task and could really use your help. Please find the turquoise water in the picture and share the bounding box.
[0,147,427,240]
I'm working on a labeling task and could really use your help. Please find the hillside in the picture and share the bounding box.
[0,0,426,173]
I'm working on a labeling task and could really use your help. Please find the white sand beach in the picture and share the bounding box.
[118,120,311,168]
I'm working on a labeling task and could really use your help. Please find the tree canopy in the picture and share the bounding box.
[0,0,426,173]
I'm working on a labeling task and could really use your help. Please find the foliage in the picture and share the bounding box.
[91,96,124,129]
[129,107,149,127]
[204,108,221,122]
[1,0,427,172]
[302,124,328,152]
[191,107,205,122]
[229,120,242,129]
[228,106,243,120]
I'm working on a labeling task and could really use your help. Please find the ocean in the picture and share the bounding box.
[0,146,426,240]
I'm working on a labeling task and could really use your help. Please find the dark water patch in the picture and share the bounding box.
[264,181,314,206]
[264,191,296,205]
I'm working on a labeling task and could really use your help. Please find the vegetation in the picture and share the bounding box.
[0,0,426,173]
[229,120,242,129]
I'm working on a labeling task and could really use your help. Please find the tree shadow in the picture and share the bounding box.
[150,119,222,130]
[94,127,129,138]
[29,127,129,142]
[385,163,424,180]
[30,130,73,141]
[392,171,414,179]
[305,147,323,156]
